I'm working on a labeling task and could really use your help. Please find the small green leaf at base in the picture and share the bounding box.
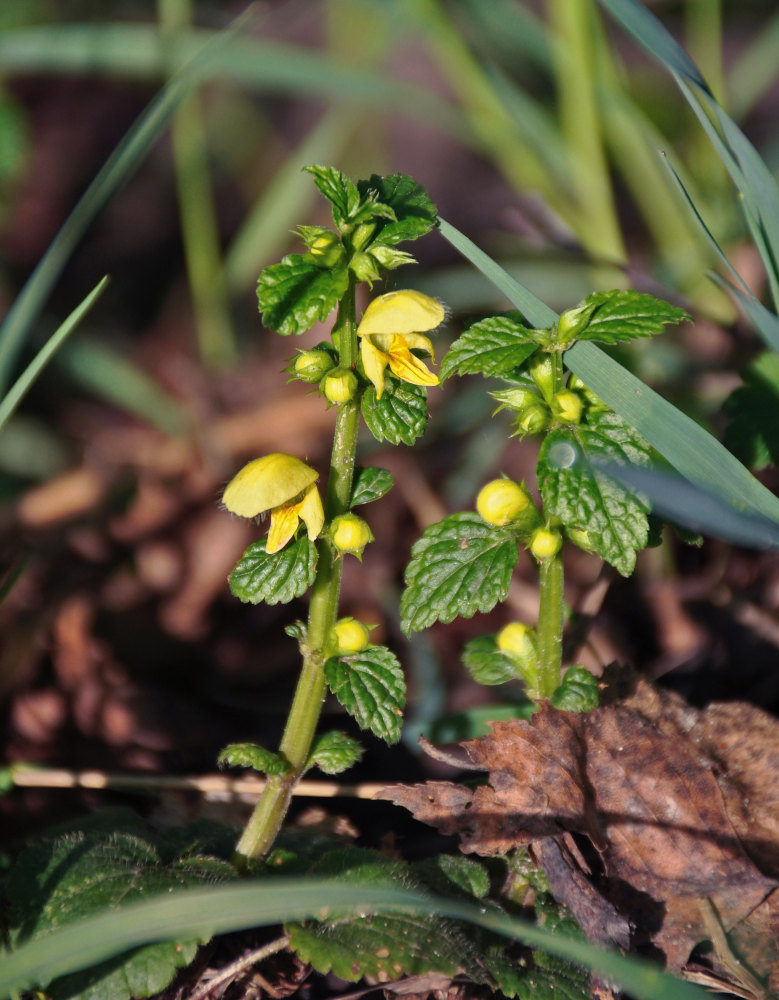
[462,635,520,686]
[539,412,652,576]
[401,513,521,633]
[325,646,406,745]
[571,290,690,345]
[361,381,428,445]
[440,314,538,380]
[550,666,600,712]
[257,254,349,336]
[350,466,394,507]
[307,731,364,775]
[217,743,288,776]
[229,536,317,606]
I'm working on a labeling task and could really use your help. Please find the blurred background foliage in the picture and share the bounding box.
[0,0,778,838]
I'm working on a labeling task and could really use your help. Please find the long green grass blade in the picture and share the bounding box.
[0,878,708,1000]
[598,463,779,549]
[437,219,557,327]
[598,0,779,309]
[661,154,779,351]
[0,276,109,434]
[565,340,779,523]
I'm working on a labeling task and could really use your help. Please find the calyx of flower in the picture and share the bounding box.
[222,453,324,554]
[356,290,445,400]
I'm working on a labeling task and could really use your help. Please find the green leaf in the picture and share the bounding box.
[8,831,234,1000]
[572,290,690,345]
[401,513,521,633]
[257,254,349,336]
[350,465,395,507]
[425,855,491,901]
[229,536,317,606]
[462,635,520,686]
[550,666,600,712]
[361,380,428,446]
[724,352,779,470]
[287,849,479,982]
[325,645,406,745]
[303,164,361,229]
[357,172,437,246]
[217,742,288,776]
[440,314,538,380]
[538,412,652,576]
[307,731,363,775]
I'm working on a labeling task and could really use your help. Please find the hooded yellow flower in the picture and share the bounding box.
[356,290,445,400]
[222,453,324,554]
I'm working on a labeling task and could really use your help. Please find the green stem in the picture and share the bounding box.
[234,281,359,864]
[536,553,564,698]
[535,348,565,699]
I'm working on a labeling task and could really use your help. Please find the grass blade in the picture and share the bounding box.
[0,878,709,1000]
[0,276,109,434]
[437,218,557,328]
[597,463,779,549]
[565,340,779,523]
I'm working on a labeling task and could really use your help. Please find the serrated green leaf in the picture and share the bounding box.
[350,466,395,507]
[440,314,538,380]
[462,635,520,686]
[307,731,363,775]
[257,254,348,336]
[229,536,317,606]
[539,412,652,576]
[287,848,480,982]
[430,855,491,900]
[325,645,406,745]
[303,165,361,229]
[724,352,779,470]
[550,666,600,712]
[217,742,288,776]
[572,290,689,345]
[361,380,428,445]
[8,831,234,1000]
[357,172,437,246]
[401,513,520,633]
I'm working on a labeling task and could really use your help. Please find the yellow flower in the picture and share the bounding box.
[356,290,444,400]
[222,453,324,554]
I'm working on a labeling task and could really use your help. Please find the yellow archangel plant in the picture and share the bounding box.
[222,452,324,553]
[357,289,445,399]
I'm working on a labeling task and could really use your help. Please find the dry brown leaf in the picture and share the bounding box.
[380,676,779,975]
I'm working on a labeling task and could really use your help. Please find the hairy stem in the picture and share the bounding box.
[234,280,359,864]
[536,553,565,698]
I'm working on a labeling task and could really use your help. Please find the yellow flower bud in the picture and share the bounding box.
[476,479,533,527]
[530,527,562,560]
[528,352,555,402]
[551,389,583,424]
[515,402,549,437]
[331,513,373,558]
[294,349,335,383]
[323,368,358,404]
[497,622,535,657]
[331,617,371,655]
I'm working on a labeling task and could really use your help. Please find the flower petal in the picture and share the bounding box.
[360,337,390,399]
[223,453,319,518]
[356,290,444,337]
[387,335,439,388]
[298,484,324,541]
[266,503,300,553]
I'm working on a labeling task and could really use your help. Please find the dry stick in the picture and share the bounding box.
[10,769,387,800]
[188,936,289,1000]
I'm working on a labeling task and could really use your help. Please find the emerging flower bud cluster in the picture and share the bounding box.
[496,621,540,693]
